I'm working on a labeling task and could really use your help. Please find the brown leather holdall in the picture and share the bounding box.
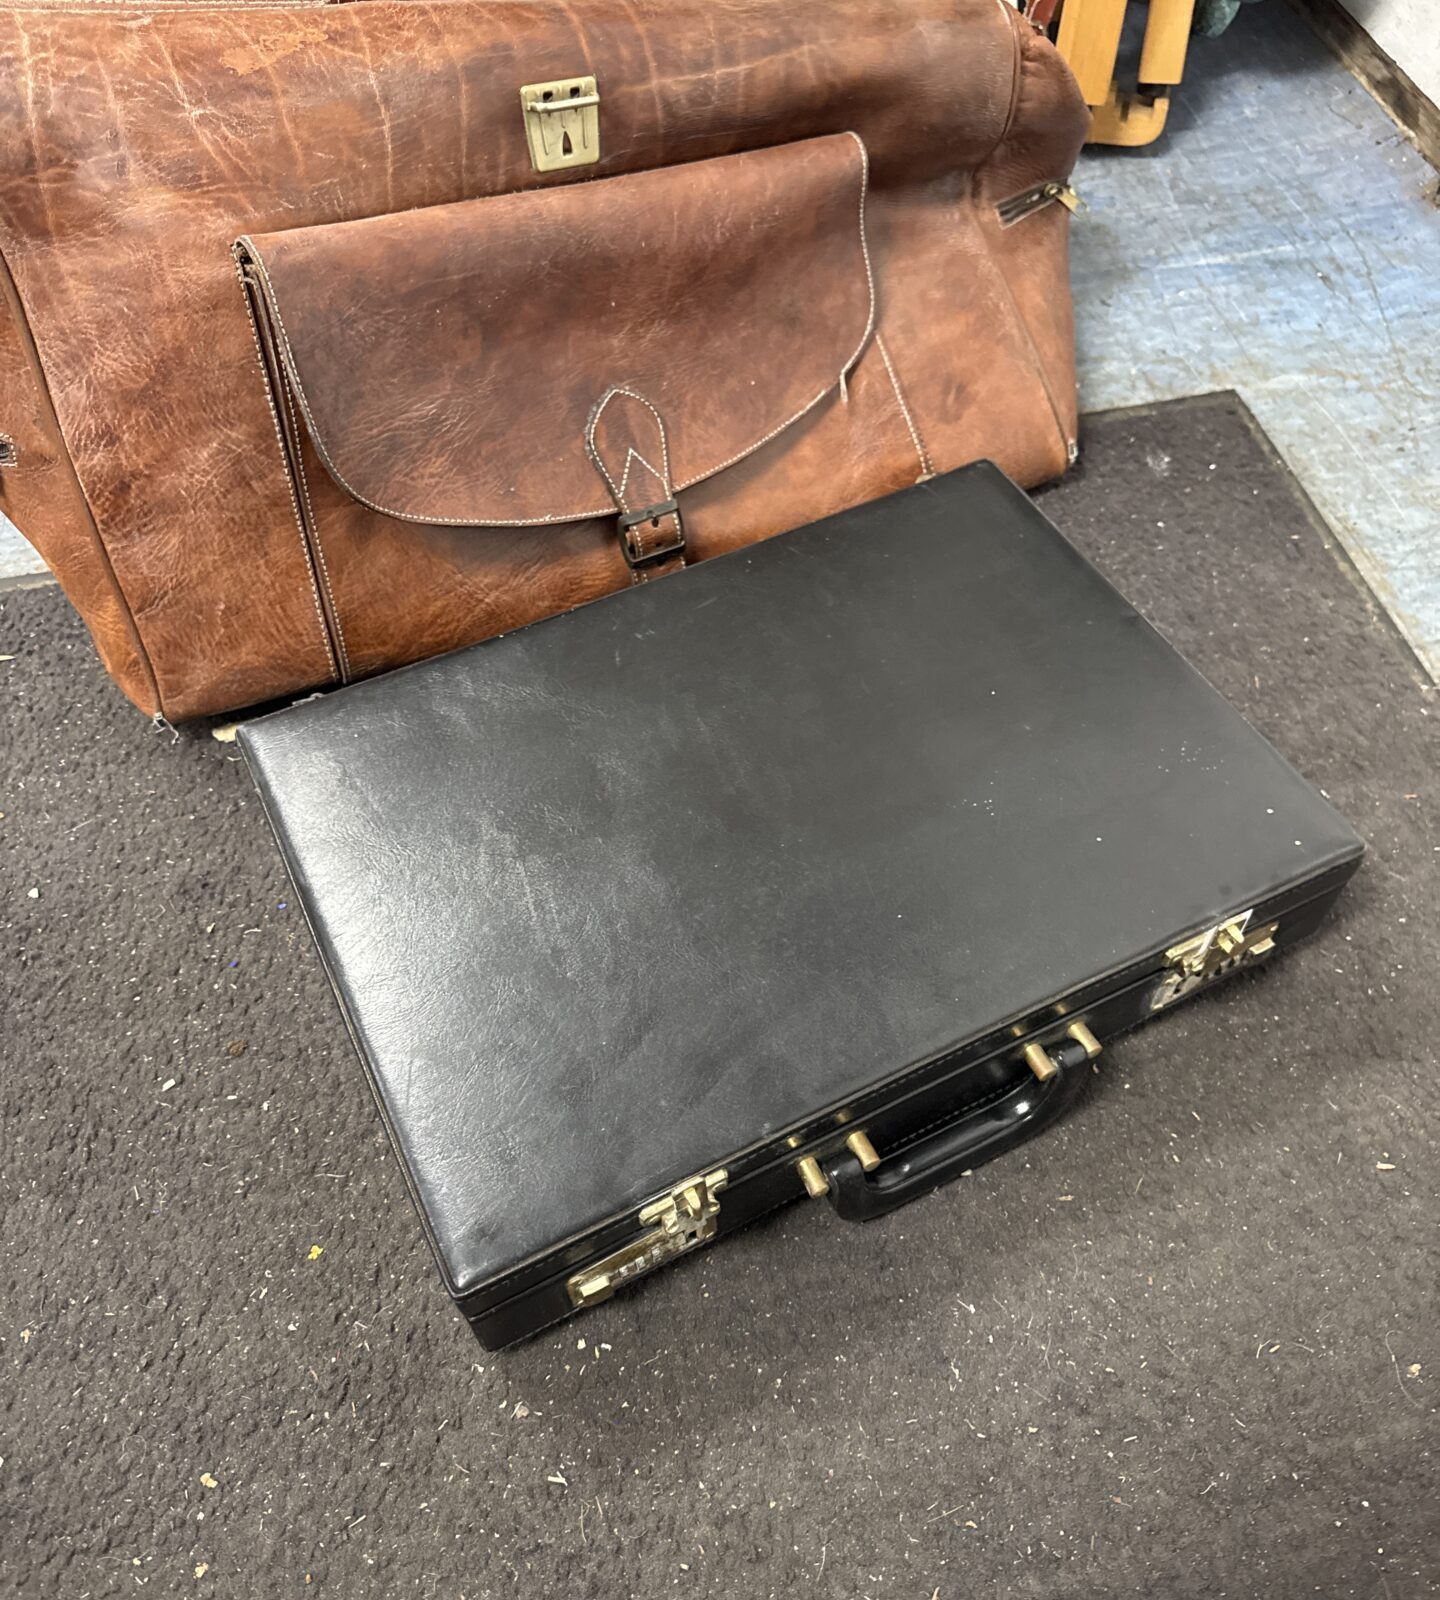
[0,0,1087,719]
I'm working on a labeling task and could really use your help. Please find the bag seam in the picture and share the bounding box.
[279,377,352,682]
[977,0,1027,174]
[232,251,341,684]
[874,333,934,479]
[971,185,1073,465]
[967,18,1077,464]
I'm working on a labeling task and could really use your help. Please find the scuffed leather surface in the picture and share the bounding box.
[238,465,1363,1297]
[0,0,1087,717]
[239,135,874,526]
[0,252,159,710]
[16,0,323,8]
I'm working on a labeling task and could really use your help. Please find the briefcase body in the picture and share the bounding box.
[239,465,1362,1348]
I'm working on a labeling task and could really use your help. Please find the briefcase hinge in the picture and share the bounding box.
[520,76,601,172]
[567,1168,728,1309]
[1149,909,1278,1011]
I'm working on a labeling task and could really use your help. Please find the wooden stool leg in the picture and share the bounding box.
[1056,0,1129,106]
[1079,0,1197,146]
[1140,0,1197,85]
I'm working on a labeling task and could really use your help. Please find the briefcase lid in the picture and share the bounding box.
[239,464,1361,1297]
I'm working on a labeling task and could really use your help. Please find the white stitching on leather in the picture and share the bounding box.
[875,333,934,479]
[616,446,666,506]
[682,131,877,487]
[232,250,339,684]
[585,386,673,511]
[280,378,351,683]
[240,130,878,529]
[585,388,683,571]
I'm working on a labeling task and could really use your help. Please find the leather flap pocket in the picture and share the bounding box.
[235,134,876,528]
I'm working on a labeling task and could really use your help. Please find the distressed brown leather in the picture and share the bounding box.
[0,0,1087,719]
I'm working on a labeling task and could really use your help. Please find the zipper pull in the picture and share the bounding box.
[996,181,1082,226]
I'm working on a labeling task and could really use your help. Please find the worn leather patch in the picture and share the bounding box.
[237,134,876,529]
[0,0,1087,716]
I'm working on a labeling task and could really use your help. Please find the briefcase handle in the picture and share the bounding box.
[820,1036,1092,1222]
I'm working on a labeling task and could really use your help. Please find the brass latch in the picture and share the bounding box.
[567,1168,727,1308]
[520,76,600,173]
[1150,910,1278,1011]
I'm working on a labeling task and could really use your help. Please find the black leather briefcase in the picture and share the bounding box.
[239,464,1363,1348]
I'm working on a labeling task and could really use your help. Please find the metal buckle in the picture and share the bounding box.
[618,498,686,570]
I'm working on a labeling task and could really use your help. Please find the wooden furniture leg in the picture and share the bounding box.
[1055,0,1199,147]
[1056,0,1130,105]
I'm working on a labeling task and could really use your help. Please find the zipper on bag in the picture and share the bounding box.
[996,181,1081,226]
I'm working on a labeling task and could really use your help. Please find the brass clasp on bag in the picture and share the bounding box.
[520,77,601,172]
[1149,909,1278,1011]
[567,1169,727,1308]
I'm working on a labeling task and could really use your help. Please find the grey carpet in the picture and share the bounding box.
[2,393,1436,1599]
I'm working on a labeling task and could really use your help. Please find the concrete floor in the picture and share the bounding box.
[1070,1,1440,676]
[2,2,1437,675]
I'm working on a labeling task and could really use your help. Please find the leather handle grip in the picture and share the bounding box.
[820,1038,1091,1223]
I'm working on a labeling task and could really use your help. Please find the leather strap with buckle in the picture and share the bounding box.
[585,386,689,584]
[618,498,686,571]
